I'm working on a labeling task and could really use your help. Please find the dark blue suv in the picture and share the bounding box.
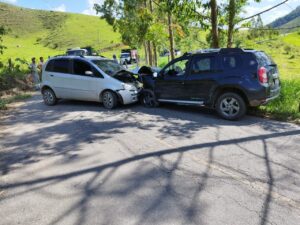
[141,48,281,120]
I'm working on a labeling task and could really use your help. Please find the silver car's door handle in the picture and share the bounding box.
[50,74,54,77]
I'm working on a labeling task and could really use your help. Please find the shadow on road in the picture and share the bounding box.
[0,96,299,224]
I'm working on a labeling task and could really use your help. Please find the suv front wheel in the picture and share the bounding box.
[142,90,159,108]
[216,92,246,120]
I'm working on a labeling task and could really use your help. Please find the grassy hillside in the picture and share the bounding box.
[0,2,122,62]
[269,5,300,28]
[280,17,300,32]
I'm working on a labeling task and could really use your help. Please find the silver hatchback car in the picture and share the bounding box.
[41,56,142,109]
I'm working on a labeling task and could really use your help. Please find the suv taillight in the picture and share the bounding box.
[258,67,268,83]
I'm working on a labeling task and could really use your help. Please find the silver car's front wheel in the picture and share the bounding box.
[102,91,118,109]
[42,88,57,106]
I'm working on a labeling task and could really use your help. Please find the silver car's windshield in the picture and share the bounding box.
[92,60,124,76]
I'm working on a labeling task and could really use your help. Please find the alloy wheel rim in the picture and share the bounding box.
[103,92,113,108]
[220,97,240,117]
[44,91,54,104]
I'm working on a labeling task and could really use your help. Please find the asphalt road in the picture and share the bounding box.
[0,95,299,225]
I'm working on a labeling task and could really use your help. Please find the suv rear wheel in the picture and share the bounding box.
[102,91,118,109]
[42,88,57,106]
[216,92,246,120]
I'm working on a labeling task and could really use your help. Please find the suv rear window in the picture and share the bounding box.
[191,56,216,73]
[255,52,275,66]
[222,55,243,70]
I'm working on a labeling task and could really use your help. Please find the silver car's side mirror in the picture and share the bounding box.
[85,71,94,76]
[153,72,158,78]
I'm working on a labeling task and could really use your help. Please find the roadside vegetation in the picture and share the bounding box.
[0,1,299,122]
[0,93,31,110]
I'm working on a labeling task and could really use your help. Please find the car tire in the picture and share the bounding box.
[102,90,118,109]
[216,92,246,120]
[142,90,159,108]
[42,88,57,106]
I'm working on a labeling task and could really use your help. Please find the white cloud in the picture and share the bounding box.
[82,0,104,16]
[53,4,66,12]
[2,0,17,4]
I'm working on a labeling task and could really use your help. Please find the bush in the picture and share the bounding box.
[284,45,292,54]
[289,55,295,59]
[259,79,300,121]
[0,58,30,91]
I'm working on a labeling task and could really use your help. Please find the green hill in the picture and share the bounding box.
[269,5,300,28]
[0,2,122,62]
[279,17,300,32]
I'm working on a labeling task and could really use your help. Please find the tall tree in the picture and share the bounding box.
[95,0,154,64]
[227,0,235,47]
[226,0,261,47]
[210,0,219,48]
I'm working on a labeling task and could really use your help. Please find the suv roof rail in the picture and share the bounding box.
[219,48,244,53]
[53,54,66,57]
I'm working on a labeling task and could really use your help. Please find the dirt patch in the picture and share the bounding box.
[0,88,34,120]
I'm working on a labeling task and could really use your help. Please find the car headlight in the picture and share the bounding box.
[122,83,133,90]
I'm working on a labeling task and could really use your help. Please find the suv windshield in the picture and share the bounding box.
[92,60,124,76]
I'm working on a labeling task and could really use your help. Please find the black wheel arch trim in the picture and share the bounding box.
[210,85,249,108]
[100,89,123,105]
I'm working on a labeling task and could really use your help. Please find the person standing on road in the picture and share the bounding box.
[113,54,118,64]
[29,57,40,90]
[38,57,44,81]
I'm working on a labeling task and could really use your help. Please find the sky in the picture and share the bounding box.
[1,0,299,24]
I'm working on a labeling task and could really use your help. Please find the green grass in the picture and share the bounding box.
[0,93,31,110]
[283,32,300,47]
[250,79,300,122]
[0,2,122,64]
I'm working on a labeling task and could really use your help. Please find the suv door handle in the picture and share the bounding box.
[50,74,54,77]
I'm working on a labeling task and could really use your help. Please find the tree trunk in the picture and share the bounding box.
[147,41,153,66]
[143,42,148,65]
[153,43,158,67]
[210,0,219,48]
[168,11,175,61]
[149,0,157,66]
[227,0,235,48]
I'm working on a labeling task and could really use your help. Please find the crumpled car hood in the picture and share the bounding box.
[113,70,143,91]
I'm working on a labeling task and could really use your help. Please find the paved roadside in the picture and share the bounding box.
[0,95,299,225]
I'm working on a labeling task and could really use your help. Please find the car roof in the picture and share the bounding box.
[187,48,258,56]
[48,55,109,61]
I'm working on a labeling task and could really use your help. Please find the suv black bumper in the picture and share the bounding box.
[249,87,281,106]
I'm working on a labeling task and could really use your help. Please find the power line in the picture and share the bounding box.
[238,0,289,22]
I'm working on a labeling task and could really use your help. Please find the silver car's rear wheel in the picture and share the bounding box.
[42,88,57,106]
[102,91,118,109]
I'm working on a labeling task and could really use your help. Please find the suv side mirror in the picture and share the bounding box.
[85,71,94,76]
